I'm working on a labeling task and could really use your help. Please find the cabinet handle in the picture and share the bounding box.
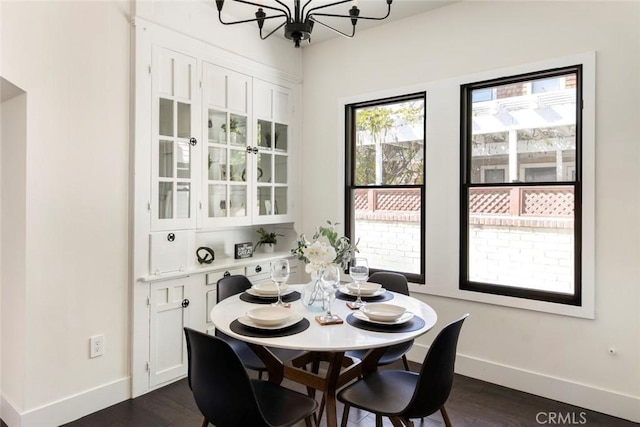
[223,271,231,277]
[246,146,253,153]
[167,233,175,242]
[255,265,262,273]
[181,299,190,308]
[252,147,259,154]
[189,137,197,146]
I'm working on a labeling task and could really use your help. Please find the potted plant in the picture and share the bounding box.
[255,227,283,253]
[221,118,244,143]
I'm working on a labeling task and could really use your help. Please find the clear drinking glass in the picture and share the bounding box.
[270,259,290,306]
[320,265,341,321]
[349,257,369,308]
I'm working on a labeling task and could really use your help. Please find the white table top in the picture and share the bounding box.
[210,284,438,352]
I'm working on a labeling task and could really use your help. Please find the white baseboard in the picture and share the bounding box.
[1,377,130,427]
[1,394,21,427]
[408,344,640,423]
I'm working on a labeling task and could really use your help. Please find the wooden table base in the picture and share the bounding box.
[248,344,387,427]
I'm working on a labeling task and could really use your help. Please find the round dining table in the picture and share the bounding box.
[210,284,438,427]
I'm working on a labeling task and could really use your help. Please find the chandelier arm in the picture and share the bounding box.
[218,11,288,25]
[308,16,355,38]
[309,4,392,21]
[272,0,293,20]
[300,0,313,20]
[304,0,352,20]
[232,0,291,19]
[259,20,288,40]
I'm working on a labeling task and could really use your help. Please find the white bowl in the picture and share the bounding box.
[361,303,406,322]
[346,282,382,295]
[246,306,291,326]
[252,283,286,296]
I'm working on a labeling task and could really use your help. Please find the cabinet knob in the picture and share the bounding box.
[223,271,231,277]
[255,265,262,273]
[181,299,190,308]
[189,137,198,146]
[167,233,175,242]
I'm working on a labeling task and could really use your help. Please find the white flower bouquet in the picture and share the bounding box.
[291,220,358,273]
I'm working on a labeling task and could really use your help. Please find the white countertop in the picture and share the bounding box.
[139,251,295,282]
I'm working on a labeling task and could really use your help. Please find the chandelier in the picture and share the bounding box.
[215,0,394,48]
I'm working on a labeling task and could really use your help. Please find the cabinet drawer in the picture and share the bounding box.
[206,267,245,285]
[245,262,270,284]
[245,260,298,285]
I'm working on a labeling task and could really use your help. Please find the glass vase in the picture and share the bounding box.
[301,268,326,312]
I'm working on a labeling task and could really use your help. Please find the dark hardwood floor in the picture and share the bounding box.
[51,360,637,427]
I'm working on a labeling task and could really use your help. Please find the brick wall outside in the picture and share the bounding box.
[355,217,573,293]
[469,224,574,293]
[355,219,421,275]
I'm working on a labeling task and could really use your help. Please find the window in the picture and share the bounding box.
[460,66,582,305]
[472,87,496,102]
[345,93,425,282]
[531,76,563,93]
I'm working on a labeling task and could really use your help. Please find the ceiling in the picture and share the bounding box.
[219,0,459,46]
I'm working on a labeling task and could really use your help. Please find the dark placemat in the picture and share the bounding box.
[345,313,425,333]
[240,291,301,304]
[230,317,310,338]
[336,290,394,303]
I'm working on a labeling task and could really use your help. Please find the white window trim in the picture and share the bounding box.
[339,52,595,319]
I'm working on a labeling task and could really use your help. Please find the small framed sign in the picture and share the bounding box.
[234,242,253,259]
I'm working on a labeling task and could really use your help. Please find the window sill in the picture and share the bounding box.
[408,282,595,319]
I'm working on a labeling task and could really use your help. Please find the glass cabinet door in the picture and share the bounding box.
[152,48,198,231]
[255,119,288,218]
[253,80,292,223]
[206,108,249,220]
[202,62,251,227]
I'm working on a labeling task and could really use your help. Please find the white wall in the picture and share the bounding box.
[1,86,27,423]
[1,0,131,423]
[301,1,640,422]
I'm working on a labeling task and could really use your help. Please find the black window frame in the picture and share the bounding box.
[344,92,426,283]
[460,65,583,305]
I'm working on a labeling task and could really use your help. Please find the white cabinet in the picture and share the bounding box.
[150,48,297,231]
[151,47,200,231]
[143,255,298,391]
[133,22,302,397]
[148,276,196,387]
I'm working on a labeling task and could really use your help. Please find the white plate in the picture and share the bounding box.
[246,287,294,298]
[353,310,414,325]
[246,306,292,326]
[361,303,406,322]
[237,314,304,330]
[345,282,382,295]
[339,285,386,298]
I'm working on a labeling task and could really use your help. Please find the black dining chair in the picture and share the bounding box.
[337,314,469,427]
[184,327,318,427]
[216,274,307,379]
[345,271,413,370]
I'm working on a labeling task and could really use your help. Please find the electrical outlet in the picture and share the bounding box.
[90,335,105,358]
